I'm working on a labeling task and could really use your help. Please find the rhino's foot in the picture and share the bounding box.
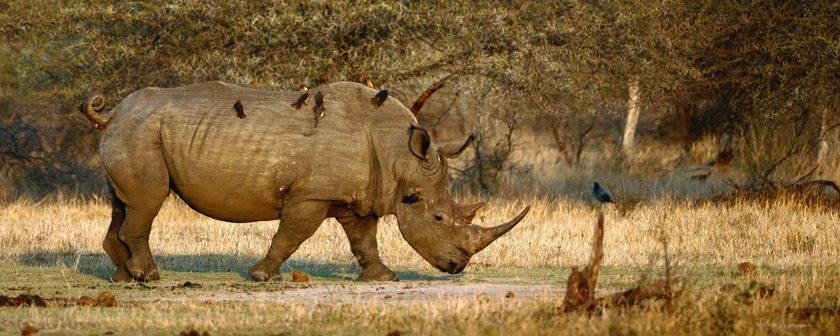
[125,256,160,281]
[249,260,282,282]
[358,263,399,282]
[144,268,161,281]
[109,266,133,283]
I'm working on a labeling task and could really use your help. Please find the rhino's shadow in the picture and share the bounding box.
[18,251,456,282]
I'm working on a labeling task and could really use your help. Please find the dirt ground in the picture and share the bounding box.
[140,282,566,305]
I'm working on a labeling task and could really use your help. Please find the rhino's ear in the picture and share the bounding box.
[408,126,431,160]
[440,134,474,159]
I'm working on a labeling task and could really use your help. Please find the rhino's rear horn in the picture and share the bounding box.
[455,201,485,224]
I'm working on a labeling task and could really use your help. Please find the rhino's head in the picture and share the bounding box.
[393,126,530,274]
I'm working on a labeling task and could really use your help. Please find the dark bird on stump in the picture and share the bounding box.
[233,100,245,119]
[291,91,310,110]
[312,90,325,127]
[363,75,375,89]
[371,90,388,108]
[298,84,309,91]
[593,182,614,204]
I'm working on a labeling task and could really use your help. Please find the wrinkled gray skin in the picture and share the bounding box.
[80,81,530,282]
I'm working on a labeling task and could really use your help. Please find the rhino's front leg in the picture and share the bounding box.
[249,200,331,282]
[335,215,398,282]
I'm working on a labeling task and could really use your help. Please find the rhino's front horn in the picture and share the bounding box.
[463,205,531,254]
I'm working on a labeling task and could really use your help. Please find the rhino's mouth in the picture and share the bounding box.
[436,259,466,274]
[436,250,469,274]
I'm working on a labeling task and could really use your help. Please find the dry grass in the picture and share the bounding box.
[3,191,837,273]
[1,191,839,335]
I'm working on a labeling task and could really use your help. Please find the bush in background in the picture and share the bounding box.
[1,1,838,201]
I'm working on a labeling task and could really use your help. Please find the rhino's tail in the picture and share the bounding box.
[78,92,112,130]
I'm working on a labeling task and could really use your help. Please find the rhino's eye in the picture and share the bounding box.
[434,214,443,221]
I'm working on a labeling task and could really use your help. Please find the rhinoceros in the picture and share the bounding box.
[79,81,530,282]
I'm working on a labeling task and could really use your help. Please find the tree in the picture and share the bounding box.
[2,0,838,197]
[623,76,641,154]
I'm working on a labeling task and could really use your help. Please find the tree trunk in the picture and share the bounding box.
[622,76,641,154]
[816,107,829,165]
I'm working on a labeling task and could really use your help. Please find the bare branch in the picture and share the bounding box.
[427,90,461,128]
[793,165,820,184]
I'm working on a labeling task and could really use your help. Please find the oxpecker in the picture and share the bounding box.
[291,91,311,110]
[233,100,245,119]
[312,90,325,127]
[363,75,375,89]
[371,90,389,108]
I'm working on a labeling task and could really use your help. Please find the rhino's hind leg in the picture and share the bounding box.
[104,180,164,282]
[107,150,169,282]
[102,184,132,282]
[249,201,331,282]
[336,215,398,282]
[120,206,162,281]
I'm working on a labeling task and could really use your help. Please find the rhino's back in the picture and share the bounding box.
[101,81,415,222]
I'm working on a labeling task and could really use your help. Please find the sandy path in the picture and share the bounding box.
[147,282,565,305]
